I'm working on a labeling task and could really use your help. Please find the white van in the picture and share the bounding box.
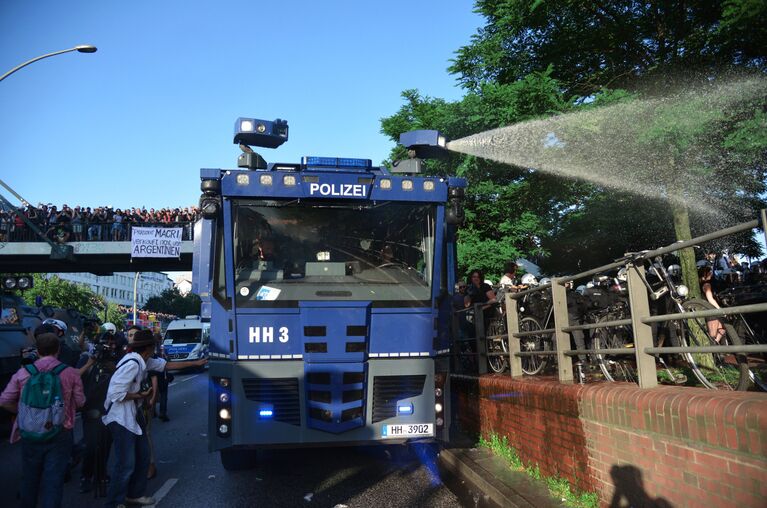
[163,315,209,363]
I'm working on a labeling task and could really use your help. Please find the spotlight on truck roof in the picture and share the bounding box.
[234,117,289,149]
[399,129,448,159]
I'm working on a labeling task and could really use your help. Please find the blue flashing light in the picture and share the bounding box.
[259,409,274,418]
[302,156,372,169]
[397,403,414,415]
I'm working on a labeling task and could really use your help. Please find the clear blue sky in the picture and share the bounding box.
[0,1,482,211]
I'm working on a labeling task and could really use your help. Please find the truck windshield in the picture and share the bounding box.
[164,328,202,344]
[232,200,436,306]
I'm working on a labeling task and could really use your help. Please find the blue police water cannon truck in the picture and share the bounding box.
[193,117,465,470]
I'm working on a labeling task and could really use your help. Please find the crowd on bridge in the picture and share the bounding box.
[0,203,201,244]
[0,319,206,507]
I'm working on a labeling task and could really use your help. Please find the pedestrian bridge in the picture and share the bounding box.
[0,240,193,273]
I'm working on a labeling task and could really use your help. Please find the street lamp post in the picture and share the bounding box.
[0,45,97,83]
[133,272,141,326]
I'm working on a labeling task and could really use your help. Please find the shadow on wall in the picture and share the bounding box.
[609,465,672,508]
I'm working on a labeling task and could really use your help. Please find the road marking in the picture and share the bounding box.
[169,374,200,387]
[148,478,178,507]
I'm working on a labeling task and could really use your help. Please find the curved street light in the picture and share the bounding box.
[0,45,97,83]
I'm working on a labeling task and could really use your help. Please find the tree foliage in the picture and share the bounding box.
[381,0,767,279]
[451,1,767,96]
[144,287,201,318]
[15,274,126,328]
[19,274,101,315]
[381,69,589,280]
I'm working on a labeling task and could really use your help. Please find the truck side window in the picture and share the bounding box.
[213,224,228,307]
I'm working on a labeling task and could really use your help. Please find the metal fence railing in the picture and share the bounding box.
[453,211,767,390]
[0,220,197,243]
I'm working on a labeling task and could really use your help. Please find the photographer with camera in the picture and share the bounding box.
[102,329,160,507]
[76,331,123,496]
[102,329,206,507]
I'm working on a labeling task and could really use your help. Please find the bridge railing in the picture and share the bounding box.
[2,221,197,243]
[453,210,767,389]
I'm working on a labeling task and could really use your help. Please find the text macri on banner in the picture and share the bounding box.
[131,227,183,258]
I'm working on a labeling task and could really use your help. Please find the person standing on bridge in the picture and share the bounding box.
[0,332,85,508]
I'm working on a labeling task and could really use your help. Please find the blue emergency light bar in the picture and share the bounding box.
[259,408,274,418]
[302,156,372,169]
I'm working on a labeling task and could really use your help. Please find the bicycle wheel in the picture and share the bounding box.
[486,317,509,373]
[678,299,750,390]
[593,316,637,383]
[518,316,549,375]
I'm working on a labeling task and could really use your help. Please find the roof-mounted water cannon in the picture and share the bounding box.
[391,129,448,174]
[234,117,289,170]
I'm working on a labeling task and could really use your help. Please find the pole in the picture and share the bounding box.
[0,178,32,207]
[133,272,141,325]
[0,45,97,83]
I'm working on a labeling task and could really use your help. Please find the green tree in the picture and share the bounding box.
[451,1,766,96]
[144,287,201,318]
[19,274,99,314]
[381,69,588,279]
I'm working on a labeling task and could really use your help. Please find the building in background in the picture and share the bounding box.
[174,275,193,296]
[52,272,173,307]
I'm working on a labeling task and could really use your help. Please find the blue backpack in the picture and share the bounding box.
[17,363,68,441]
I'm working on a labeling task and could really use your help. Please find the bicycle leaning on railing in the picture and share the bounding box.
[453,211,767,391]
[592,255,750,390]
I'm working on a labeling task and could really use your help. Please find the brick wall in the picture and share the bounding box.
[451,375,767,508]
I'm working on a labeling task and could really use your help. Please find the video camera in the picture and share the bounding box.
[91,334,119,363]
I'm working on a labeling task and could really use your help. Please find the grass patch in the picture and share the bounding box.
[478,433,598,508]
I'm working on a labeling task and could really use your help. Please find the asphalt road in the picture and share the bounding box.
[0,371,467,508]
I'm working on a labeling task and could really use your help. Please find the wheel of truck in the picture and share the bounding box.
[220,448,258,471]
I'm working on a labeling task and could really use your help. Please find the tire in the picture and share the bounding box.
[220,448,258,471]
[732,315,767,392]
[486,318,508,374]
[678,299,750,391]
[593,314,637,383]
[518,316,549,375]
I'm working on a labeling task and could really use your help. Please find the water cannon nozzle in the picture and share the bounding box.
[399,130,448,159]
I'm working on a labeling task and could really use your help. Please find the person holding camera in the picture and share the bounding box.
[77,331,123,495]
[103,329,206,507]
[102,329,162,507]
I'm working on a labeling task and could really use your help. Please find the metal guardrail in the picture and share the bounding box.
[1,220,197,242]
[452,211,767,389]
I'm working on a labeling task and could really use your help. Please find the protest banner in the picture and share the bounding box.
[131,227,182,258]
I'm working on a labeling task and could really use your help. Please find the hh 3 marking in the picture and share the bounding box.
[248,326,289,343]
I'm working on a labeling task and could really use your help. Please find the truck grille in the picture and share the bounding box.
[372,375,426,423]
[241,378,301,426]
[305,365,365,433]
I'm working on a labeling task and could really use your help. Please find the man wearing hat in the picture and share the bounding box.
[102,329,205,508]
[0,332,85,508]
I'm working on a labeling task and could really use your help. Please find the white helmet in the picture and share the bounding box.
[576,285,587,295]
[616,268,628,282]
[538,277,551,286]
[103,322,117,334]
[521,273,538,286]
[42,318,67,335]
